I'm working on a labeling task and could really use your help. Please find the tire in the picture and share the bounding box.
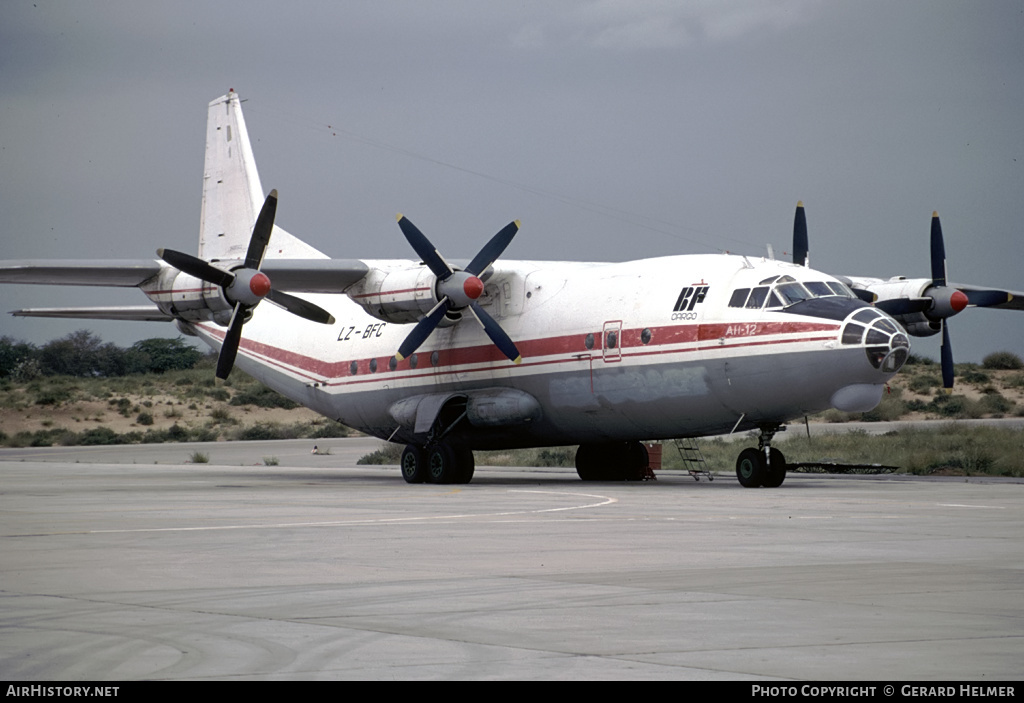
[623,441,649,481]
[736,447,766,488]
[575,443,605,481]
[401,444,427,484]
[453,446,475,484]
[427,443,460,484]
[761,448,787,488]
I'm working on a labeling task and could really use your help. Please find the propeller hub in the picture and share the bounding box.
[950,289,968,313]
[227,268,272,307]
[925,285,969,320]
[463,275,484,301]
[249,271,271,298]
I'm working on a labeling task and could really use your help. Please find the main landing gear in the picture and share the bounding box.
[401,442,475,484]
[575,441,650,481]
[735,424,787,488]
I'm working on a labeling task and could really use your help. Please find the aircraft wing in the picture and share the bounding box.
[259,259,369,292]
[0,258,369,293]
[0,260,163,286]
[11,305,173,321]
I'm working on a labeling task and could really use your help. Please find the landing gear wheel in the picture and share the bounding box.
[761,448,787,488]
[736,447,766,488]
[453,446,475,484]
[575,443,604,481]
[427,443,461,484]
[576,442,649,481]
[623,441,649,481]
[401,444,427,484]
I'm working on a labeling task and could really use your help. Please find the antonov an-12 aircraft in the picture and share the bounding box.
[9,89,1007,489]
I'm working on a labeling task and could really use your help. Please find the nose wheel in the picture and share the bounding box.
[736,425,787,488]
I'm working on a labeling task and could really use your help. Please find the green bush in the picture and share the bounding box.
[229,386,298,409]
[982,351,1023,370]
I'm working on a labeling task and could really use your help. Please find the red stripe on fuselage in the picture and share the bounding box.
[197,319,839,386]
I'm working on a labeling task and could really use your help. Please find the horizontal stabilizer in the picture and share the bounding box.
[0,260,162,287]
[11,305,173,321]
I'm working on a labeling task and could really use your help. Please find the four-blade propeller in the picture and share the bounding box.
[792,205,1014,392]
[158,190,335,379]
[395,215,522,365]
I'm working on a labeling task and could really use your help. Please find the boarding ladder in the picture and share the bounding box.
[673,438,713,481]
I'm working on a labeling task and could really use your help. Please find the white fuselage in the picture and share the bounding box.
[172,253,907,449]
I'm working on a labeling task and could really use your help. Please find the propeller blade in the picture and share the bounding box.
[875,298,932,316]
[245,190,277,270]
[157,248,234,288]
[396,299,449,361]
[217,304,246,380]
[792,201,808,267]
[963,288,1013,308]
[397,215,452,279]
[466,220,520,276]
[468,302,522,364]
[266,289,335,325]
[852,288,877,304]
[940,320,954,393]
[930,211,947,287]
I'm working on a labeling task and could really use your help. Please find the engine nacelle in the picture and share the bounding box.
[860,277,966,337]
[901,320,941,337]
[141,267,236,326]
[345,264,442,324]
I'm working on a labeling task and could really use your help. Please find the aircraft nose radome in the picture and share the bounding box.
[463,276,484,300]
[249,272,271,298]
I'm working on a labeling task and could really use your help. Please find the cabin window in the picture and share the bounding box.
[641,328,652,345]
[369,358,378,373]
[409,354,418,369]
[585,333,595,350]
[349,361,358,375]
[606,331,618,349]
[388,356,397,371]
[431,351,440,367]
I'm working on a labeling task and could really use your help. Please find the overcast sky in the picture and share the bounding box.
[1,0,1022,362]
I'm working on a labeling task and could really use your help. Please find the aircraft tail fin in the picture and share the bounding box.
[199,91,325,260]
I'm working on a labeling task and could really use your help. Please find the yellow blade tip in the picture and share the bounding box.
[796,201,804,208]
[395,352,405,362]
[512,356,522,365]
[396,213,404,222]
[932,211,939,218]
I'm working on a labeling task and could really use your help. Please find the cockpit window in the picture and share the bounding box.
[746,287,769,308]
[728,288,750,308]
[775,282,812,306]
[729,275,857,311]
[804,281,833,297]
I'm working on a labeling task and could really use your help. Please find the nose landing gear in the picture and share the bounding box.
[736,424,787,488]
